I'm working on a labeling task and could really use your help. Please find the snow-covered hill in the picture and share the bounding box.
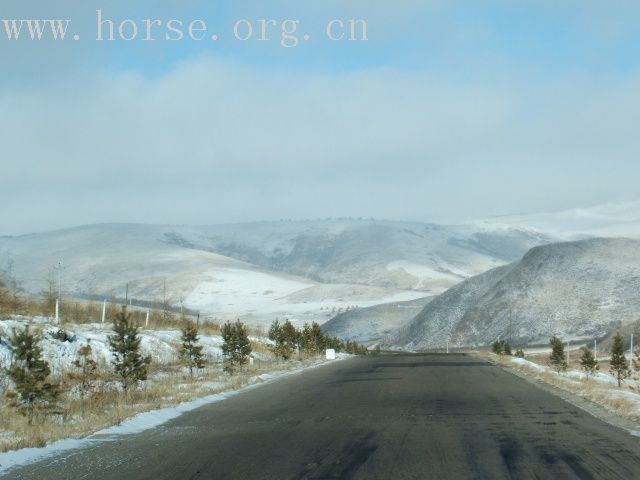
[389,238,640,350]
[475,200,640,240]
[0,221,550,328]
[322,296,433,345]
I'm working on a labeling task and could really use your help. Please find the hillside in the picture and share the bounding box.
[476,200,640,240]
[0,221,550,328]
[322,296,433,345]
[389,238,640,350]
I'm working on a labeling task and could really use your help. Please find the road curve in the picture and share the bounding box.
[5,353,640,479]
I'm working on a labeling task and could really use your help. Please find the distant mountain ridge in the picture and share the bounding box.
[0,220,551,327]
[388,238,640,350]
[159,219,551,292]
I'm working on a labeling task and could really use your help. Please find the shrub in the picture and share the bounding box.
[108,306,151,392]
[549,336,567,373]
[6,326,59,424]
[221,320,252,373]
[181,321,205,377]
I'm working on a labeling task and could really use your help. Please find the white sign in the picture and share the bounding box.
[325,349,336,360]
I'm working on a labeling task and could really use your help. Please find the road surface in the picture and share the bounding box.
[5,353,640,479]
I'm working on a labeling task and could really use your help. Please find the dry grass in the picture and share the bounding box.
[0,291,314,452]
[0,339,323,453]
[479,351,640,423]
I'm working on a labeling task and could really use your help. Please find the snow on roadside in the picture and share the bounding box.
[0,318,273,376]
[511,357,546,372]
[0,354,350,474]
[510,356,640,389]
[504,355,640,427]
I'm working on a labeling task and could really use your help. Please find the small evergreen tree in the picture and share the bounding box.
[610,332,630,387]
[281,320,300,352]
[549,336,567,373]
[108,306,151,392]
[6,326,59,424]
[180,321,205,377]
[268,319,282,344]
[579,347,598,380]
[491,340,511,356]
[300,322,326,356]
[268,319,297,361]
[221,320,252,373]
[71,343,98,413]
[514,348,525,358]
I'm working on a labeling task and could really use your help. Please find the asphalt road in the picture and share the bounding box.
[5,353,640,479]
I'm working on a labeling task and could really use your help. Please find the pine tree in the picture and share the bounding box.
[6,326,59,424]
[71,343,98,413]
[108,306,151,392]
[221,320,252,373]
[268,319,297,361]
[281,320,299,352]
[300,322,326,356]
[549,336,567,373]
[309,322,327,354]
[491,340,511,356]
[180,321,205,377]
[268,319,282,345]
[579,347,598,380]
[610,332,630,387]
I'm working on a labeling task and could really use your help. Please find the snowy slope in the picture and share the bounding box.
[322,296,433,344]
[389,238,640,350]
[0,221,551,328]
[475,200,640,240]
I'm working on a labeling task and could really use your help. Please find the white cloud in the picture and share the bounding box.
[2,51,640,233]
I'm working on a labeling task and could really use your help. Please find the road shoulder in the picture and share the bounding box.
[476,352,640,437]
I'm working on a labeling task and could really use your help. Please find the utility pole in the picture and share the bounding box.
[57,259,62,302]
[197,312,200,328]
[145,309,150,328]
[631,333,634,361]
[446,340,449,354]
[101,299,106,323]
[125,283,129,306]
[56,259,62,323]
[594,339,597,362]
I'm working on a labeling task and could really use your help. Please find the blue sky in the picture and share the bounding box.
[2,1,640,234]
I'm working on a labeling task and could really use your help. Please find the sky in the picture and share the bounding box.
[2,0,640,235]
